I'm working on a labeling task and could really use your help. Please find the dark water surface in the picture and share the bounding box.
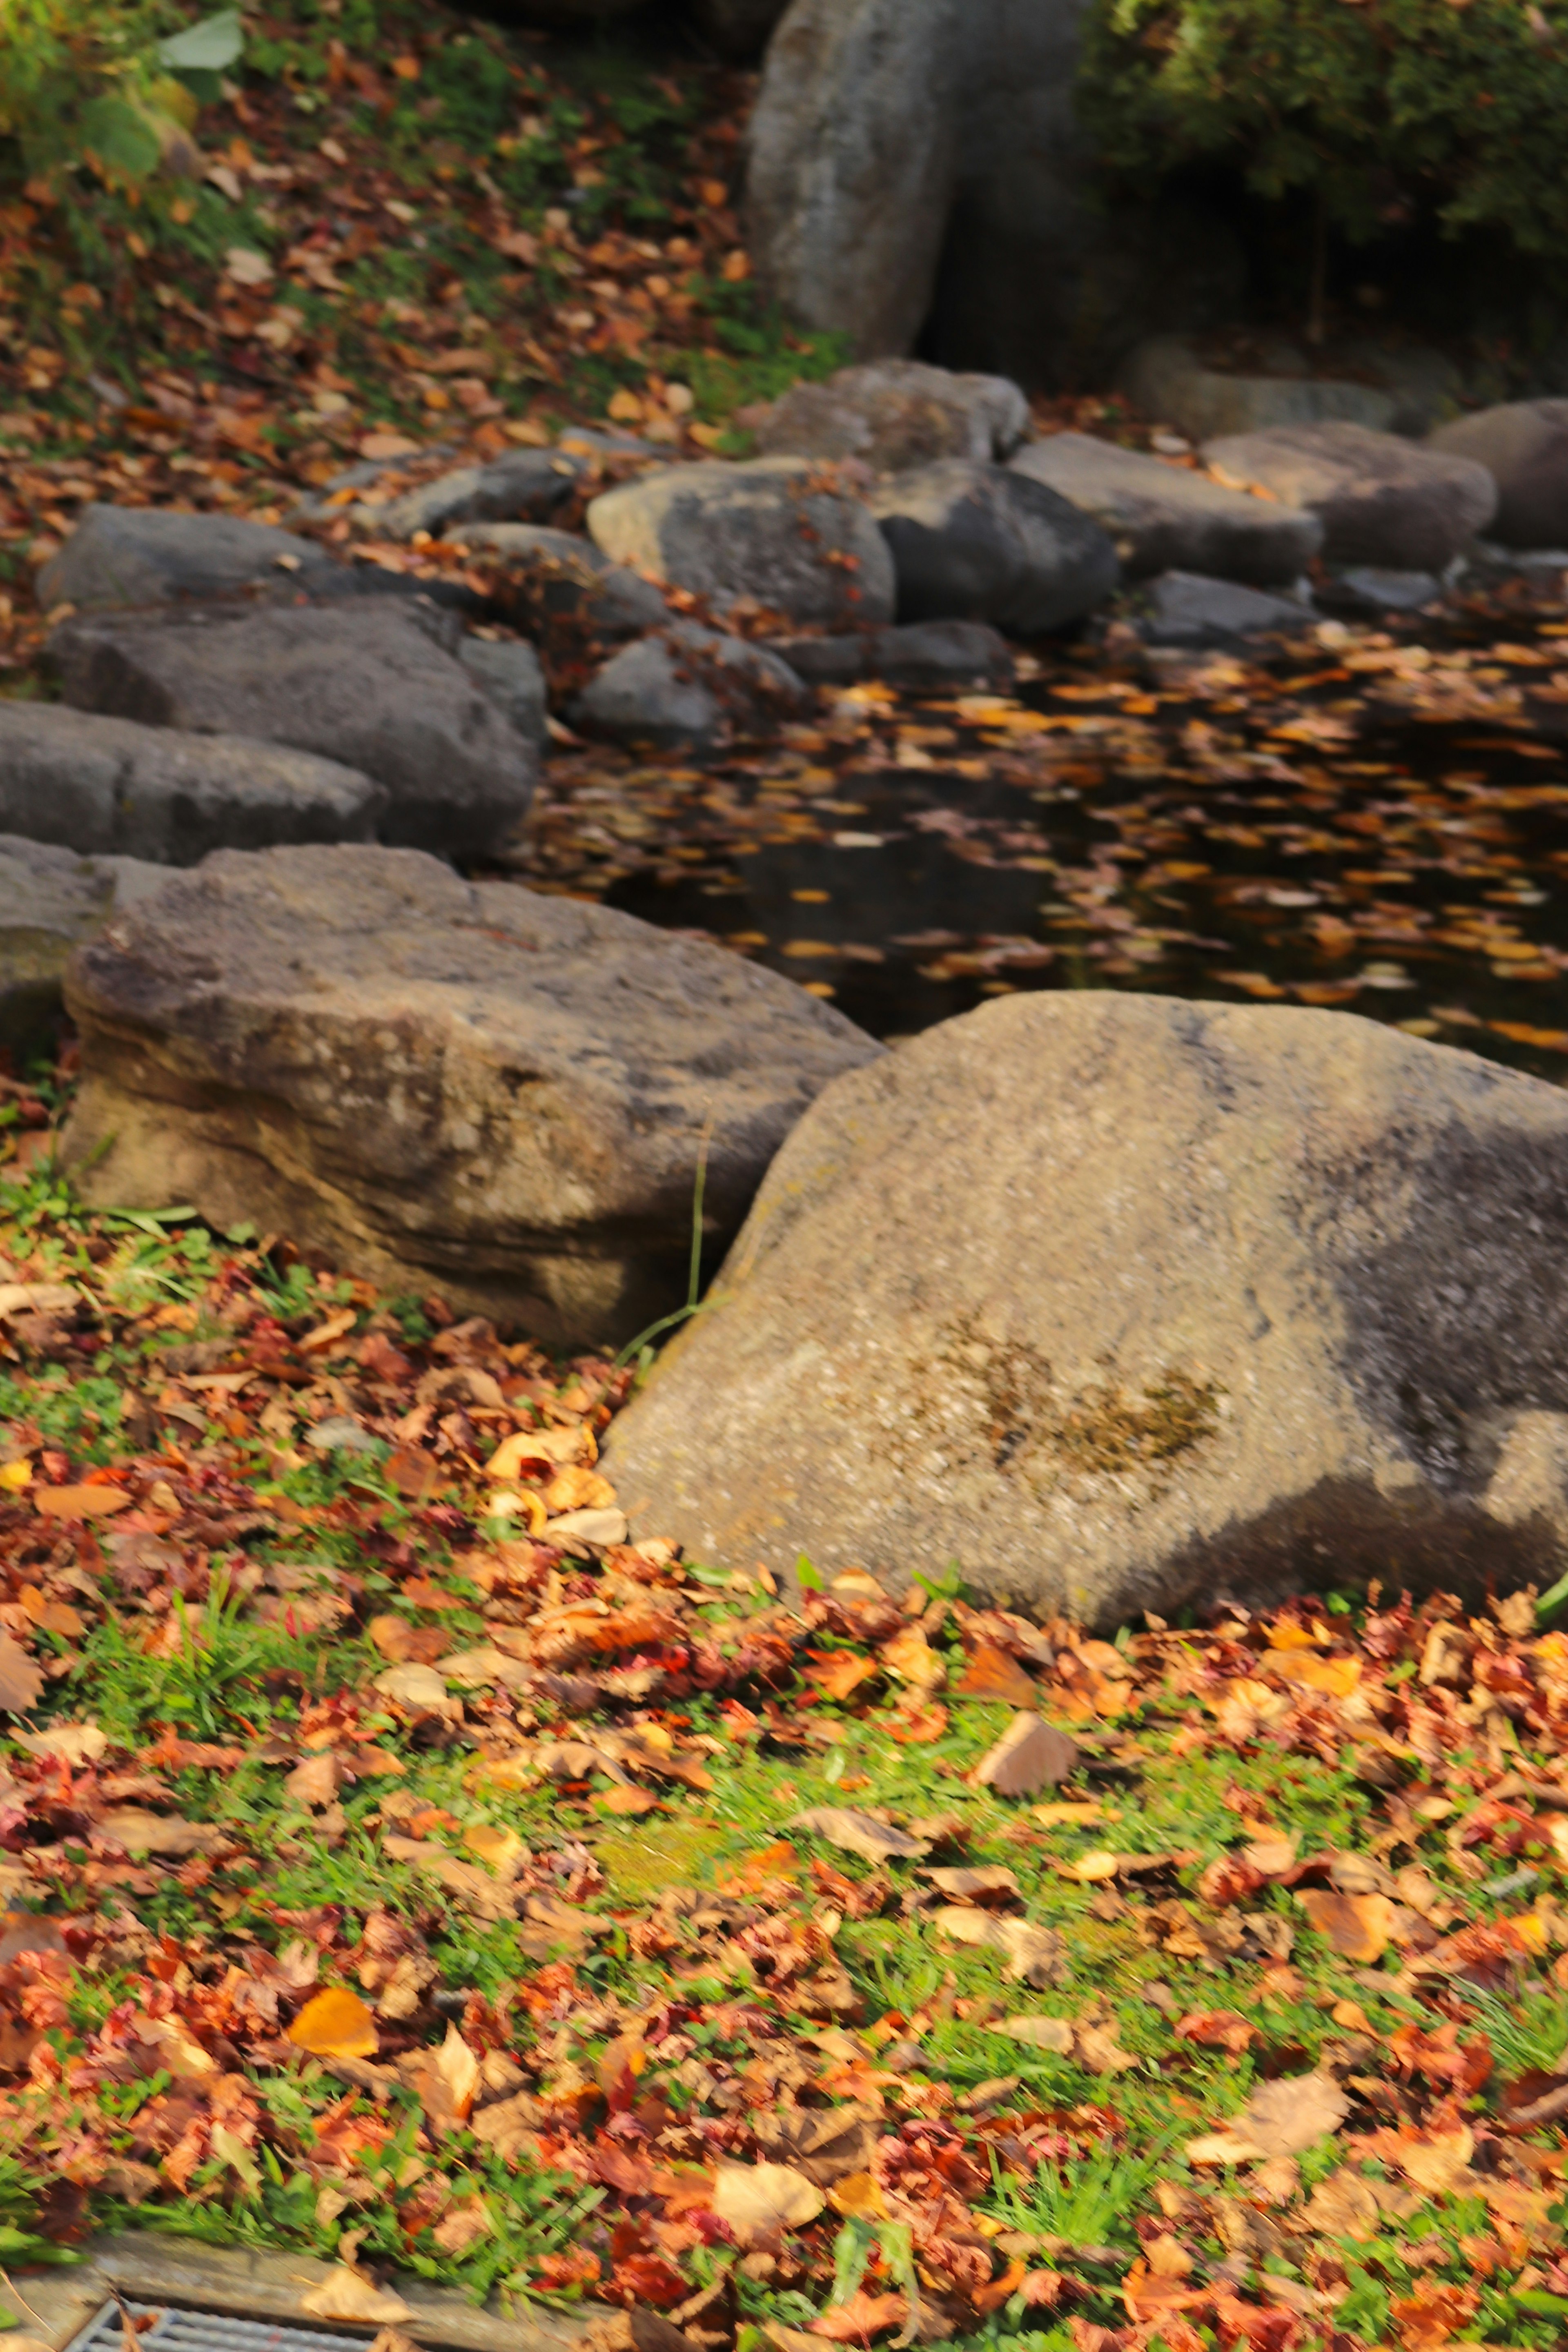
[523,586,1568,1080]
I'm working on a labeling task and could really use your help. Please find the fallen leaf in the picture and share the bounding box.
[1301,2168,1380,2240]
[373,1662,450,1710]
[594,1786,662,1816]
[807,1650,882,1701]
[995,2014,1075,2053]
[14,1718,102,1764]
[922,1864,1020,1901]
[287,1986,381,2060]
[1296,1887,1396,1963]
[1174,2009,1257,2055]
[789,1808,929,1862]
[34,1484,131,1520]
[880,1626,946,1691]
[809,2293,907,2341]
[98,1809,229,1856]
[284,1751,344,1810]
[1269,1650,1361,1698]
[463,1822,527,1875]
[934,1907,1069,1984]
[433,2021,480,2122]
[1188,2069,1348,2165]
[717,1842,800,1893]
[711,2161,825,2245]
[300,2270,411,2325]
[970,1713,1078,1795]
[955,1644,1039,1706]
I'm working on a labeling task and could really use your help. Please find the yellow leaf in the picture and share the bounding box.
[880,1627,946,1691]
[1266,1622,1322,1651]
[287,1986,380,2060]
[463,1823,526,1877]
[300,2270,411,2325]
[1296,1888,1395,1963]
[1270,1651,1361,1697]
[828,2172,888,2219]
[0,1461,30,1492]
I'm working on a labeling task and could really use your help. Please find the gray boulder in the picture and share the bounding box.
[1202,423,1497,572]
[38,504,363,613]
[1139,571,1313,649]
[1119,336,1403,444]
[756,361,1029,472]
[602,991,1568,1623]
[0,835,171,1048]
[573,621,806,753]
[356,450,584,543]
[1429,400,1568,549]
[53,599,534,862]
[1010,432,1321,585]
[870,461,1118,634]
[457,636,548,749]
[1316,567,1442,617]
[60,845,881,1350]
[0,704,382,866]
[452,523,668,639]
[765,620,1013,689]
[587,459,897,628]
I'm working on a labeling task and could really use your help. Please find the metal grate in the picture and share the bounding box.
[64,2302,379,2352]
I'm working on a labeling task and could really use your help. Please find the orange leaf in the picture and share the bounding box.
[810,2292,908,2341]
[1296,1888,1395,1962]
[1175,2009,1257,2055]
[972,2261,1027,2317]
[955,1644,1039,1706]
[1270,1650,1361,1698]
[884,1700,948,1744]
[594,1785,662,1816]
[384,1446,443,1501]
[35,1485,130,1520]
[717,1840,799,1894]
[806,1649,881,1702]
[287,1986,380,2059]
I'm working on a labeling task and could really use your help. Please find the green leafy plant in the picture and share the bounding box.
[1077,0,1568,333]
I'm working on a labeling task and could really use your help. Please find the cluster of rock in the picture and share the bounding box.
[53,857,1568,1627]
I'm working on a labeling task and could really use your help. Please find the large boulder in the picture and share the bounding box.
[756,361,1029,472]
[602,992,1568,1622]
[52,600,535,862]
[1201,423,1498,572]
[0,704,382,864]
[747,0,1242,389]
[1009,432,1321,585]
[587,459,896,627]
[1428,400,1568,550]
[573,621,806,753]
[456,636,548,749]
[0,836,170,1048]
[38,505,368,613]
[869,461,1118,633]
[60,846,881,1350]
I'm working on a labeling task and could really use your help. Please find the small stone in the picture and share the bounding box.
[453,523,668,639]
[587,458,897,628]
[1317,567,1441,615]
[756,359,1029,472]
[1139,570,1313,648]
[573,621,806,753]
[870,461,1119,635]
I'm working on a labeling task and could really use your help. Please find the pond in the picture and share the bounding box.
[509,577,1568,1080]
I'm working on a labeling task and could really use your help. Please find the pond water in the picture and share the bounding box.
[517,580,1568,1080]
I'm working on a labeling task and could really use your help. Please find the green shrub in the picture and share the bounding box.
[1077,0,1568,264]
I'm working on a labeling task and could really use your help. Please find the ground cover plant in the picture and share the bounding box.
[0,1080,1560,2350]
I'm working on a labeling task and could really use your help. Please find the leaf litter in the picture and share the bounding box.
[0,1141,1558,2346]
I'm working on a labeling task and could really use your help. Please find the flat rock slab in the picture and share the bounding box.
[53,599,534,862]
[870,461,1119,635]
[0,703,382,864]
[602,992,1568,1625]
[1429,398,1568,549]
[38,503,375,612]
[16,2227,597,2352]
[0,834,169,1048]
[1119,335,1402,443]
[587,458,897,628]
[1202,422,1497,571]
[61,845,881,1349]
[1139,570,1313,648]
[573,620,806,752]
[756,359,1029,472]
[1009,432,1321,585]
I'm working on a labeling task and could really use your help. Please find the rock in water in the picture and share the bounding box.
[1201,423,1497,572]
[52,601,534,862]
[60,846,880,1350]
[0,836,169,1049]
[1428,399,1568,550]
[573,622,806,753]
[870,462,1118,633]
[601,993,1568,1623]
[0,704,383,863]
[586,459,897,627]
[1009,432,1321,585]
[1139,572,1312,648]
[757,360,1029,472]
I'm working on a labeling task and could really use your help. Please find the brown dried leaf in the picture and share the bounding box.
[300,2269,412,2325]
[711,2161,825,2246]
[1296,1887,1396,1963]
[969,1713,1078,1796]
[789,1808,929,1862]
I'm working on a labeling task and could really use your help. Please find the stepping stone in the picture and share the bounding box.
[869,461,1118,635]
[587,458,897,628]
[1139,571,1314,648]
[1429,399,1568,549]
[755,359,1029,472]
[572,621,806,753]
[0,835,170,1048]
[1200,422,1497,571]
[53,599,534,862]
[39,503,379,613]
[61,845,882,1349]
[0,704,382,865]
[1009,431,1321,585]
